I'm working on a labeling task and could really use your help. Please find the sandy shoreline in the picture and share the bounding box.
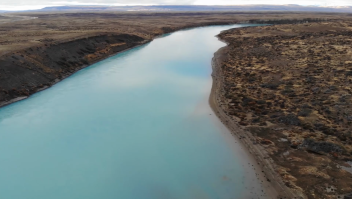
[209,44,304,198]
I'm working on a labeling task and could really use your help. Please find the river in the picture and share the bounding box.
[0,25,271,199]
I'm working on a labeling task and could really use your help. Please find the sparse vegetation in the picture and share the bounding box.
[217,21,352,198]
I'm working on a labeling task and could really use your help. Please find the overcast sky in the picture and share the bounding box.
[2,0,352,11]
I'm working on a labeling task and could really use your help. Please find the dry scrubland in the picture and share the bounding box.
[0,12,347,55]
[216,21,352,198]
[1,11,352,199]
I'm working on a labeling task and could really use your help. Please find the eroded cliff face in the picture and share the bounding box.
[0,34,147,105]
[215,22,352,198]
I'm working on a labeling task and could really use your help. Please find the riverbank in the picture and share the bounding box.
[0,39,151,108]
[210,46,305,199]
[211,21,352,198]
[0,36,151,108]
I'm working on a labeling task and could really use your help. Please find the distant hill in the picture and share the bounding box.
[38,5,352,12]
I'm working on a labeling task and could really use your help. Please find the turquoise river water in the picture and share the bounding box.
[0,25,271,199]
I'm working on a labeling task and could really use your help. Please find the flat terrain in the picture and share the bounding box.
[216,21,352,198]
[0,12,346,55]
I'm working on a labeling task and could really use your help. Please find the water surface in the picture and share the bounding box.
[0,25,269,199]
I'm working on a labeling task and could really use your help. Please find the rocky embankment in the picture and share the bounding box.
[214,21,352,198]
[0,34,148,106]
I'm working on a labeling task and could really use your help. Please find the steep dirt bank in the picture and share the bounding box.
[212,21,352,199]
[0,34,148,107]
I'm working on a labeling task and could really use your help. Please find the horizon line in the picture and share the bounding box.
[1,4,352,12]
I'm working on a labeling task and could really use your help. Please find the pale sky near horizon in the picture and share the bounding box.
[1,0,352,11]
